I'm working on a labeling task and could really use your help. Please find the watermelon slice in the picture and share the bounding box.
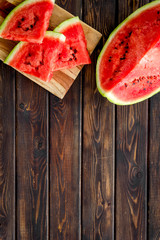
[96,1,160,105]
[0,0,55,43]
[53,17,91,70]
[4,31,66,82]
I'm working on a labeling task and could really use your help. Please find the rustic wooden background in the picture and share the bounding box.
[0,0,160,239]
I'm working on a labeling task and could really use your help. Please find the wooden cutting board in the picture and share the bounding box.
[0,1,102,98]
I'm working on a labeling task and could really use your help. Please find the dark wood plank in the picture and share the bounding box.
[0,63,15,239]
[16,75,49,240]
[115,1,149,239]
[0,0,13,15]
[49,0,82,239]
[116,104,148,239]
[82,0,116,239]
[148,93,160,239]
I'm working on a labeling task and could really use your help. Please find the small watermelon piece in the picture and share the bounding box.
[96,1,160,105]
[4,31,66,82]
[0,0,55,43]
[53,17,91,70]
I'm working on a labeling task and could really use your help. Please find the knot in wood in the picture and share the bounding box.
[33,136,46,159]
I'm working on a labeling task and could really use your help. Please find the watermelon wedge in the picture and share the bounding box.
[0,0,55,43]
[96,1,160,105]
[53,17,91,70]
[4,32,66,82]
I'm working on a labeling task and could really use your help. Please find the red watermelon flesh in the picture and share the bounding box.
[109,40,160,103]
[0,0,54,43]
[4,32,66,82]
[98,2,160,92]
[96,1,160,105]
[53,17,91,71]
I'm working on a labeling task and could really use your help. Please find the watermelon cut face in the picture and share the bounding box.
[4,32,66,82]
[96,1,160,105]
[0,0,55,43]
[53,17,91,71]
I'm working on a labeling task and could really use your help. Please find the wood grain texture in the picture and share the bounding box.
[148,93,160,240]
[16,75,49,240]
[115,3,149,240]
[0,63,15,240]
[116,104,148,240]
[82,0,116,239]
[49,0,82,238]
[0,0,13,14]
[1,1,102,98]
[0,0,159,239]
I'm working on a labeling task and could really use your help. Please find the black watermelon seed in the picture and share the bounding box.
[143,88,146,90]
[115,47,118,49]
[70,47,73,50]
[158,11,160,14]
[69,58,72,61]
[120,57,125,60]
[21,17,25,21]
[108,59,111,62]
[30,25,33,29]
[74,49,77,53]
[129,31,132,37]
[75,57,77,60]
[125,83,127,87]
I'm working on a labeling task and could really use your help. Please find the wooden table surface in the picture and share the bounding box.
[0,0,160,239]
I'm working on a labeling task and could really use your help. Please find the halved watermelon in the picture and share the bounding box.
[53,17,91,70]
[96,1,160,105]
[0,0,55,43]
[4,31,65,82]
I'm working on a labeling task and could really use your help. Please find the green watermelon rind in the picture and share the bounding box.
[54,16,80,33]
[96,0,160,105]
[106,87,160,105]
[0,0,55,36]
[4,31,66,65]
